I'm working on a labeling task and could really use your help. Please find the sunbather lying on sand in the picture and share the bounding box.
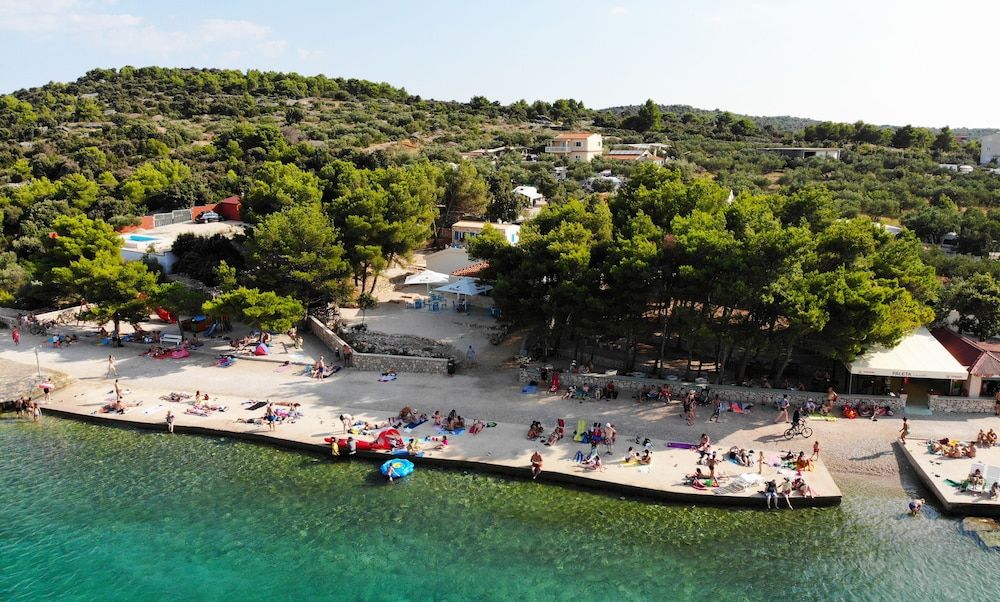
[237,417,267,425]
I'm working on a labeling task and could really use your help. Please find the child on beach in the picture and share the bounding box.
[899,417,910,443]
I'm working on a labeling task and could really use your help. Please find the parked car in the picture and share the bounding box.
[196,211,223,223]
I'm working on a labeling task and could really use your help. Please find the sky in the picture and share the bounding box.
[0,0,997,128]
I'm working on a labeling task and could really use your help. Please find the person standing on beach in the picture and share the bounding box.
[11,325,20,345]
[811,440,820,461]
[166,411,175,433]
[347,437,357,456]
[31,401,40,423]
[114,379,122,402]
[530,450,543,480]
[604,423,616,455]
[342,344,353,368]
[340,414,353,433]
[706,452,718,483]
[899,417,910,443]
[466,345,476,368]
[774,395,790,423]
[758,450,765,474]
[265,403,276,432]
[709,394,722,423]
[106,354,117,378]
[995,389,1000,416]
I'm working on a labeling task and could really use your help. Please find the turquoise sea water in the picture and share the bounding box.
[1,416,997,601]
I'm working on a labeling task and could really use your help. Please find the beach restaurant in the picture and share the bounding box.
[844,327,968,409]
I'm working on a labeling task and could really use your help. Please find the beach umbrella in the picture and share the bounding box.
[433,277,493,309]
[404,269,450,293]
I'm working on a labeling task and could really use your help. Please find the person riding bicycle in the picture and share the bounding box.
[790,407,801,429]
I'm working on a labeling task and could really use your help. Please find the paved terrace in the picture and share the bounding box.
[30,380,842,509]
[898,439,1000,517]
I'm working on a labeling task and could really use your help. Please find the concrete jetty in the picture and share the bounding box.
[898,440,1000,518]
[32,382,841,510]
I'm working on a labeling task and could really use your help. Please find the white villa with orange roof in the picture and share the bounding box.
[544,132,603,162]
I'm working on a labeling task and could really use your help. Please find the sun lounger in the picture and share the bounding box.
[984,466,1000,490]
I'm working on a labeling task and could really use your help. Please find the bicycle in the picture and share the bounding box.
[783,422,813,440]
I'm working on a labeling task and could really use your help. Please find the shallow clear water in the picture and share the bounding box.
[1,416,996,601]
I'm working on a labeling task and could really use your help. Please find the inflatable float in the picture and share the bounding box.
[381,458,414,479]
[325,428,405,452]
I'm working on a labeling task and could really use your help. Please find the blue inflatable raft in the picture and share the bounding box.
[380,458,414,479]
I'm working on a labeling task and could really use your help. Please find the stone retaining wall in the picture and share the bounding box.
[930,396,997,413]
[518,367,906,413]
[308,315,449,375]
[307,315,351,355]
[353,352,449,375]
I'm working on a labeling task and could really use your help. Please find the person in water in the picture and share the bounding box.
[908,498,925,516]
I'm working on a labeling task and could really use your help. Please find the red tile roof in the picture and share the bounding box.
[218,196,241,204]
[452,261,489,277]
[932,328,981,368]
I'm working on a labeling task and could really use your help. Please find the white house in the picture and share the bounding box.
[545,132,603,162]
[980,132,1000,165]
[760,147,841,160]
[451,220,521,245]
[513,185,544,206]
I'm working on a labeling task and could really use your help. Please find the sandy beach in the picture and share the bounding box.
[0,326,1000,500]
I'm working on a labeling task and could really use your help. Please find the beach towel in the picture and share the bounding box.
[943,478,963,488]
[730,402,745,414]
[573,419,587,442]
[378,373,398,382]
[404,418,428,431]
[246,401,267,411]
[521,385,538,394]
[142,404,166,416]
[666,441,697,450]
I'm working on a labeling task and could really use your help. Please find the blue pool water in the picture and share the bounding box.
[127,234,159,242]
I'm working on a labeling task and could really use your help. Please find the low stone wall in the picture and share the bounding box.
[307,315,449,375]
[930,396,997,413]
[518,367,906,413]
[353,352,449,375]
[307,315,351,355]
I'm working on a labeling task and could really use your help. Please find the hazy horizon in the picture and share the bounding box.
[2,0,997,130]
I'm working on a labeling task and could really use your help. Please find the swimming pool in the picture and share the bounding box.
[127,234,159,242]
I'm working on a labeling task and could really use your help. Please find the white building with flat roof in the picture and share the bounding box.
[451,220,521,245]
[980,132,1000,165]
